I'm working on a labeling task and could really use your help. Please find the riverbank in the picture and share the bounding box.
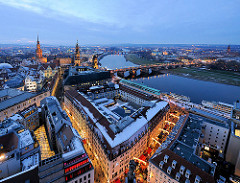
[164,67,240,87]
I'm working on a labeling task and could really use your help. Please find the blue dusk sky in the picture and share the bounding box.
[0,0,239,45]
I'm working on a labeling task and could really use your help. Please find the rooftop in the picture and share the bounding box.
[0,119,21,136]
[0,88,24,99]
[22,153,39,171]
[0,89,38,112]
[191,107,229,123]
[0,132,19,154]
[65,90,168,149]
[120,79,161,96]
[169,114,216,174]
[18,130,34,149]
[63,66,111,86]
[41,96,71,133]
[150,148,215,183]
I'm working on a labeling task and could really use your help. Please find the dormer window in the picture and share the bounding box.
[159,161,164,169]
[185,169,191,179]
[176,172,181,181]
[172,160,177,169]
[164,155,169,163]
[180,165,185,175]
[195,175,201,183]
[167,166,172,175]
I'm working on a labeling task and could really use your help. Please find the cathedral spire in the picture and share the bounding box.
[35,35,47,63]
[37,34,39,44]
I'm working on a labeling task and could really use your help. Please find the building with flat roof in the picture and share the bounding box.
[0,119,40,182]
[64,87,169,182]
[201,100,233,118]
[63,66,111,91]
[120,79,161,97]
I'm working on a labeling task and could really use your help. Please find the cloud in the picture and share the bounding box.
[0,0,239,44]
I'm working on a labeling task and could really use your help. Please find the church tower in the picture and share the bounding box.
[36,35,43,59]
[93,54,99,69]
[74,40,81,66]
[35,35,47,63]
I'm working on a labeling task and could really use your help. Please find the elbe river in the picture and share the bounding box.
[100,55,240,104]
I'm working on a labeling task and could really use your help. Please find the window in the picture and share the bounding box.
[172,160,177,169]
[84,176,86,180]
[88,173,90,178]
[185,169,191,179]
[175,172,181,181]
[180,165,185,175]
[164,155,169,163]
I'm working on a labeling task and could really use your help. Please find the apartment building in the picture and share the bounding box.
[40,96,94,183]
[64,88,169,182]
[0,88,50,122]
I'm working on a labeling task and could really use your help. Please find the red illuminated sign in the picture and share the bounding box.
[65,159,89,174]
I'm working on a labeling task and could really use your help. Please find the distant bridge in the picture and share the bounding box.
[97,51,127,60]
[109,62,198,78]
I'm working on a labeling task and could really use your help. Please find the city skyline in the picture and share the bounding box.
[0,0,240,45]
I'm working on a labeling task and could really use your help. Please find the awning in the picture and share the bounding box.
[139,154,146,162]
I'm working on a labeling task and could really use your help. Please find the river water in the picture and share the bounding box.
[101,55,240,104]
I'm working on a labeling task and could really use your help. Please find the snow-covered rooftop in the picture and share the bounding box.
[9,114,23,121]
[22,153,39,171]
[18,130,34,149]
[96,101,168,148]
